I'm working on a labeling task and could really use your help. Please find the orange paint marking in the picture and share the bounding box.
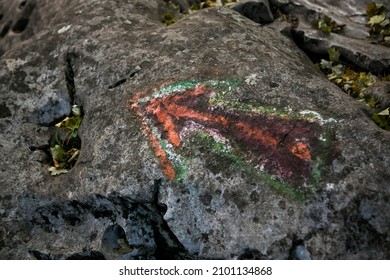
[290,142,311,161]
[154,105,181,147]
[149,133,176,180]
[234,121,279,148]
[164,102,229,126]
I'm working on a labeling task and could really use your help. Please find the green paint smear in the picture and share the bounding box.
[195,132,308,202]
[310,159,322,186]
[173,162,187,184]
[138,79,242,104]
[160,140,188,184]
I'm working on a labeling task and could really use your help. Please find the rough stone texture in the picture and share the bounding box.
[0,0,85,57]
[233,0,274,24]
[269,0,390,74]
[0,0,389,260]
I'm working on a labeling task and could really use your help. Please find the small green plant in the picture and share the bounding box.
[48,104,82,175]
[162,13,177,26]
[314,15,344,33]
[318,47,390,130]
[319,48,377,98]
[372,108,390,130]
[367,2,390,46]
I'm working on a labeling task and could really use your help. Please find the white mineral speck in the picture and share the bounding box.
[326,183,335,191]
[58,25,72,34]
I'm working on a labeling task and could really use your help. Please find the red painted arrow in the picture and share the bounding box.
[131,82,321,184]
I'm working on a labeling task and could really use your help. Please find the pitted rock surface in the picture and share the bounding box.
[0,0,389,259]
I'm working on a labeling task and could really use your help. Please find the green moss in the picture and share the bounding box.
[173,161,188,183]
[159,139,188,183]
[310,159,322,186]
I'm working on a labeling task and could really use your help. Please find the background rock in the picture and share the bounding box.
[269,0,390,74]
[233,0,274,24]
[0,0,389,259]
[363,81,390,112]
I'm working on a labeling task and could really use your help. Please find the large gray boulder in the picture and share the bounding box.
[0,0,389,259]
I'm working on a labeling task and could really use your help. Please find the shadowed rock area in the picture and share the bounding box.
[0,0,389,259]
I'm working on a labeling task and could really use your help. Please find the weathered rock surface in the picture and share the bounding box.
[0,0,389,260]
[269,0,390,74]
[0,0,86,57]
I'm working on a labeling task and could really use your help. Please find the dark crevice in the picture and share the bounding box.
[148,179,192,259]
[64,54,76,104]
[0,102,12,118]
[152,179,162,207]
[12,1,36,33]
[12,18,29,33]
[151,220,190,260]
[129,68,140,78]
[66,251,106,260]
[152,179,169,225]
[108,78,127,89]
[1,20,12,37]
[237,248,268,260]
[289,239,309,259]
[108,183,192,259]
[43,52,82,175]
[107,68,140,89]
[19,1,27,9]
[29,144,50,151]
[28,249,53,260]
[101,224,132,254]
